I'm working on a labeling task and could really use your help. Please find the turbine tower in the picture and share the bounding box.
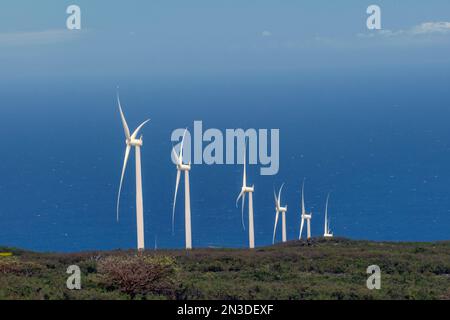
[273,184,288,244]
[172,129,193,250]
[299,181,313,240]
[236,140,255,249]
[116,93,150,251]
[323,194,333,238]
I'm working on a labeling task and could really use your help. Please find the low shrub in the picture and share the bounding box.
[97,255,178,299]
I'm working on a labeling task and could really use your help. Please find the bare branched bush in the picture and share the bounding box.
[98,255,178,299]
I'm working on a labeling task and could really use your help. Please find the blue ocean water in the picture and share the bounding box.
[0,68,449,252]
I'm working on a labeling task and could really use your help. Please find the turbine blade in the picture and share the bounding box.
[172,169,181,234]
[273,211,279,244]
[273,189,278,209]
[278,183,285,205]
[299,218,305,240]
[236,190,244,207]
[241,192,246,230]
[243,160,246,188]
[131,119,151,139]
[172,146,179,164]
[243,138,247,187]
[301,180,306,215]
[180,128,188,164]
[116,145,131,222]
[117,94,131,139]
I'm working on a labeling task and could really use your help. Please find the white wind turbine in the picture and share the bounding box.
[323,194,333,238]
[273,184,288,244]
[299,181,312,240]
[116,93,150,251]
[172,129,193,250]
[236,141,255,249]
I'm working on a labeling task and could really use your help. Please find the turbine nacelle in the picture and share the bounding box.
[242,186,254,193]
[177,163,191,171]
[276,205,287,213]
[302,213,312,219]
[126,138,143,147]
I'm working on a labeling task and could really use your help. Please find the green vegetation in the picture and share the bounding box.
[1,238,449,300]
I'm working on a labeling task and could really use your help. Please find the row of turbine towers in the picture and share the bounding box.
[116,94,333,251]
[271,183,333,247]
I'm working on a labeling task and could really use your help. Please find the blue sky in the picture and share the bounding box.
[0,1,449,83]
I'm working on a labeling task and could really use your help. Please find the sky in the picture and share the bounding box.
[0,0,449,84]
[0,2,450,250]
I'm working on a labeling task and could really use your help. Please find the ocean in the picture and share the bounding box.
[0,67,449,252]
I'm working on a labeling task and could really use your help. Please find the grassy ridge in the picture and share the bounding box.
[1,238,450,300]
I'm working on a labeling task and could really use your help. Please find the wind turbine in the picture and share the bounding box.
[273,184,288,244]
[172,129,193,250]
[116,93,150,251]
[236,140,255,249]
[323,194,333,238]
[299,181,312,240]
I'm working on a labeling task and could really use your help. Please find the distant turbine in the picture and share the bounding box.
[273,184,288,244]
[172,129,193,250]
[116,93,150,251]
[323,194,333,238]
[236,140,255,249]
[299,181,312,240]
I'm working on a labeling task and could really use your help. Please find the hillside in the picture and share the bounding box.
[1,238,449,300]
